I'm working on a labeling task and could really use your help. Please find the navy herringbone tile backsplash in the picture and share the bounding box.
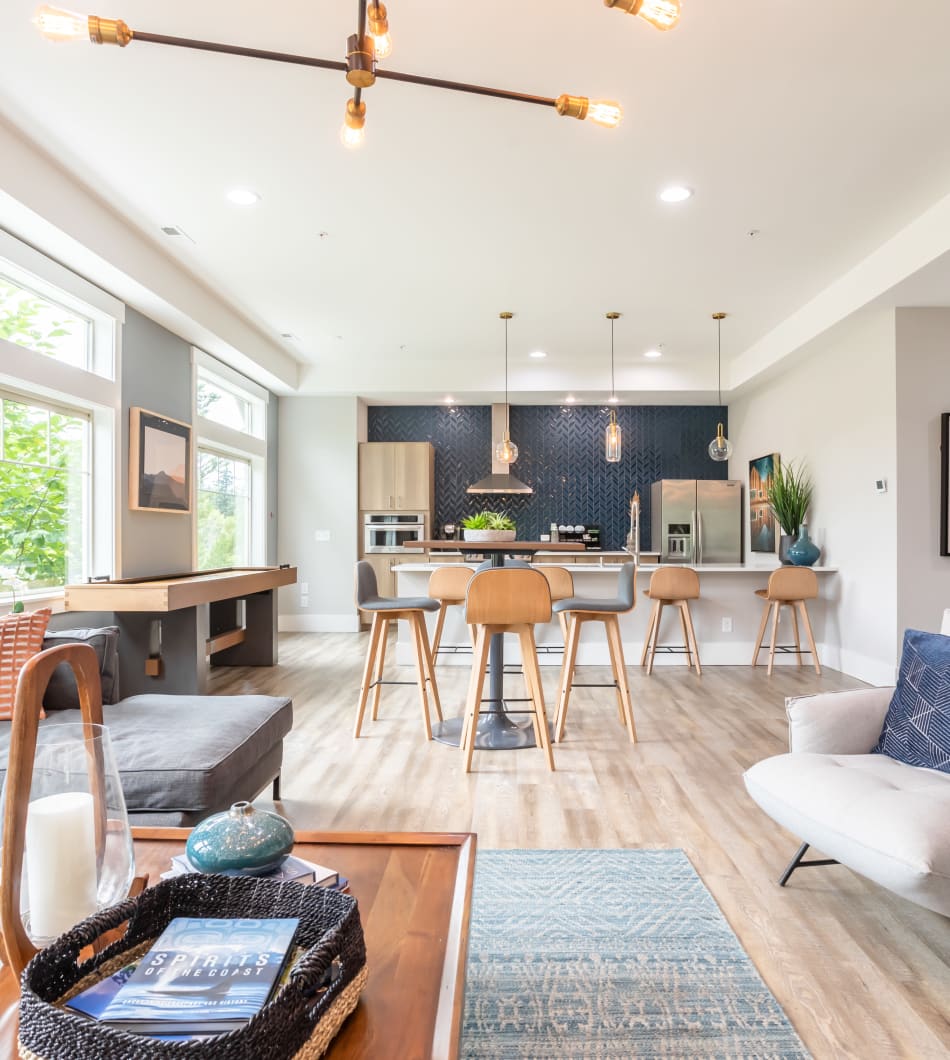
[368,405,727,550]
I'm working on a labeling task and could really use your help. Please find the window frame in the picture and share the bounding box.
[192,349,268,569]
[0,231,122,609]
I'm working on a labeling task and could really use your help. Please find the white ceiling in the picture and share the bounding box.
[2,0,950,402]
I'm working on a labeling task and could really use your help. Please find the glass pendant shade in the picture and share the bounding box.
[605,413,622,462]
[496,432,519,464]
[708,423,733,462]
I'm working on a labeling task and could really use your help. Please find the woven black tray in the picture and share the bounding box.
[17,873,367,1060]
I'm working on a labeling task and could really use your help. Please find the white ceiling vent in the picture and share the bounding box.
[160,225,195,243]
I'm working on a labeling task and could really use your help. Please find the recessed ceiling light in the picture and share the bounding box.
[226,188,261,206]
[659,185,693,204]
[644,348,663,358]
[529,351,547,359]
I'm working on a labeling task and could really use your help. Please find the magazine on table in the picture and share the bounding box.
[94,917,300,1034]
[160,853,339,887]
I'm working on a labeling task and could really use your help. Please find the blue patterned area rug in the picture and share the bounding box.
[462,849,810,1059]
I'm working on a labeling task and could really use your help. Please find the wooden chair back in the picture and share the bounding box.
[649,566,700,601]
[766,566,818,601]
[465,568,552,627]
[0,644,105,978]
[538,566,574,602]
[428,565,474,602]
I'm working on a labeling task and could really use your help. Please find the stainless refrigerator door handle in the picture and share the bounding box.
[690,509,697,563]
[697,510,703,564]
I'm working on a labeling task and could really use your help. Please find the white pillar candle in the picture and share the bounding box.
[25,791,98,941]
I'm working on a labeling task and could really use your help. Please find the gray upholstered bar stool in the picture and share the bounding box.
[460,566,555,772]
[752,566,822,675]
[428,565,475,661]
[538,566,575,647]
[641,566,702,676]
[551,563,637,743]
[353,560,443,741]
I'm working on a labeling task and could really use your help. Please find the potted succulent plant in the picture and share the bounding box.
[766,460,816,564]
[461,511,517,543]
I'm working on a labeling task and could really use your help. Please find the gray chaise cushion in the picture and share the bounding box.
[0,694,292,817]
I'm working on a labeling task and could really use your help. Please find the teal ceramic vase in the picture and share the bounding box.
[185,801,294,875]
[787,525,821,567]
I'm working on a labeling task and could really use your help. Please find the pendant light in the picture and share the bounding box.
[708,311,733,461]
[495,312,519,464]
[605,312,622,463]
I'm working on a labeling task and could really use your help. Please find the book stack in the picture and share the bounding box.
[67,917,305,1038]
[160,853,348,891]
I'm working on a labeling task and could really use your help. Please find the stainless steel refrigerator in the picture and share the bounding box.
[650,479,743,563]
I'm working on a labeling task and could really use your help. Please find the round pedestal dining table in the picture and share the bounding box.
[409,540,583,750]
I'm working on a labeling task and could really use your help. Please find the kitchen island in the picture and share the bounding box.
[395,560,839,669]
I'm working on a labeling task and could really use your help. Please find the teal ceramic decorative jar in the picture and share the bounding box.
[787,525,821,567]
[185,801,294,875]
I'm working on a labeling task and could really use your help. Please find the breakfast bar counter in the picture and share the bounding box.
[395,561,839,669]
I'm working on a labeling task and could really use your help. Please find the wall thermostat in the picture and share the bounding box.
[875,478,888,494]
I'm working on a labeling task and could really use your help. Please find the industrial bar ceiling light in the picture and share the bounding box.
[31,1,682,146]
[495,313,518,466]
[605,312,622,463]
[708,312,733,462]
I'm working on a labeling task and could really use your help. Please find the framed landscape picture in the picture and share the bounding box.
[129,407,192,513]
[941,413,949,556]
[749,453,779,553]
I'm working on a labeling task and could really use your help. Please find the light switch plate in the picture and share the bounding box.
[314,530,331,542]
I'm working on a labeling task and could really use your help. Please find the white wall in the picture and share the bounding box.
[278,397,360,632]
[729,307,898,685]
[895,308,950,637]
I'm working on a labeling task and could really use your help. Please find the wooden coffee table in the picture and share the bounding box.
[0,827,476,1059]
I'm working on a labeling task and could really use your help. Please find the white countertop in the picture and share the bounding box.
[395,562,838,574]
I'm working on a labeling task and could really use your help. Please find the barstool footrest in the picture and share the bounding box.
[651,645,694,654]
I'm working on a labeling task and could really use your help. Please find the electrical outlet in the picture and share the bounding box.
[299,582,309,595]
[722,617,733,633]
[300,595,309,608]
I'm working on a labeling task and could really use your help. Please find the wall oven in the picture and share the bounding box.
[363,512,427,553]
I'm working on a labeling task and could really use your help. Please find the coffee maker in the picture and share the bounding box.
[442,522,458,540]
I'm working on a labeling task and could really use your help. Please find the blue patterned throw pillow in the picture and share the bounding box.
[874,629,950,773]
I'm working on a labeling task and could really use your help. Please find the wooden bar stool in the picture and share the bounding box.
[551,563,637,743]
[460,567,555,772]
[539,566,575,647]
[752,566,822,675]
[428,566,475,661]
[353,560,443,740]
[641,566,702,676]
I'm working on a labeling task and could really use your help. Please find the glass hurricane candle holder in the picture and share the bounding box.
[3,723,135,944]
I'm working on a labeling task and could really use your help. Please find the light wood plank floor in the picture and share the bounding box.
[212,632,950,1059]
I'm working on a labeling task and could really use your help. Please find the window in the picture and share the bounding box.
[0,391,90,599]
[0,275,91,370]
[0,232,122,607]
[197,449,251,569]
[193,351,268,570]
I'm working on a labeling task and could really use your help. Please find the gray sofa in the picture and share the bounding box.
[0,625,293,826]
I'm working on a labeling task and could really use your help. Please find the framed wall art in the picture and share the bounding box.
[941,413,949,557]
[129,407,192,514]
[749,452,779,553]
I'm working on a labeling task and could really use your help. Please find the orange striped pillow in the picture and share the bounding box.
[0,609,53,721]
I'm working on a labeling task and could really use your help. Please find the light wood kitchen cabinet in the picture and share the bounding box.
[359,442,433,511]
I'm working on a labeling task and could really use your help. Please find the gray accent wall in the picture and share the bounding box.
[120,307,194,578]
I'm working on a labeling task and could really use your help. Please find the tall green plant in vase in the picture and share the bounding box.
[766,460,814,564]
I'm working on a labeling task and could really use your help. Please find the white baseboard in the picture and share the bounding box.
[279,613,360,633]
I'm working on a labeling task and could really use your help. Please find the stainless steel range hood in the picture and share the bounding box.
[466,404,533,495]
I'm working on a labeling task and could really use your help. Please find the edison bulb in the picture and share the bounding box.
[635,0,682,31]
[371,30,392,58]
[495,436,519,464]
[586,100,624,129]
[33,4,87,41]
[340,122,365,149]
